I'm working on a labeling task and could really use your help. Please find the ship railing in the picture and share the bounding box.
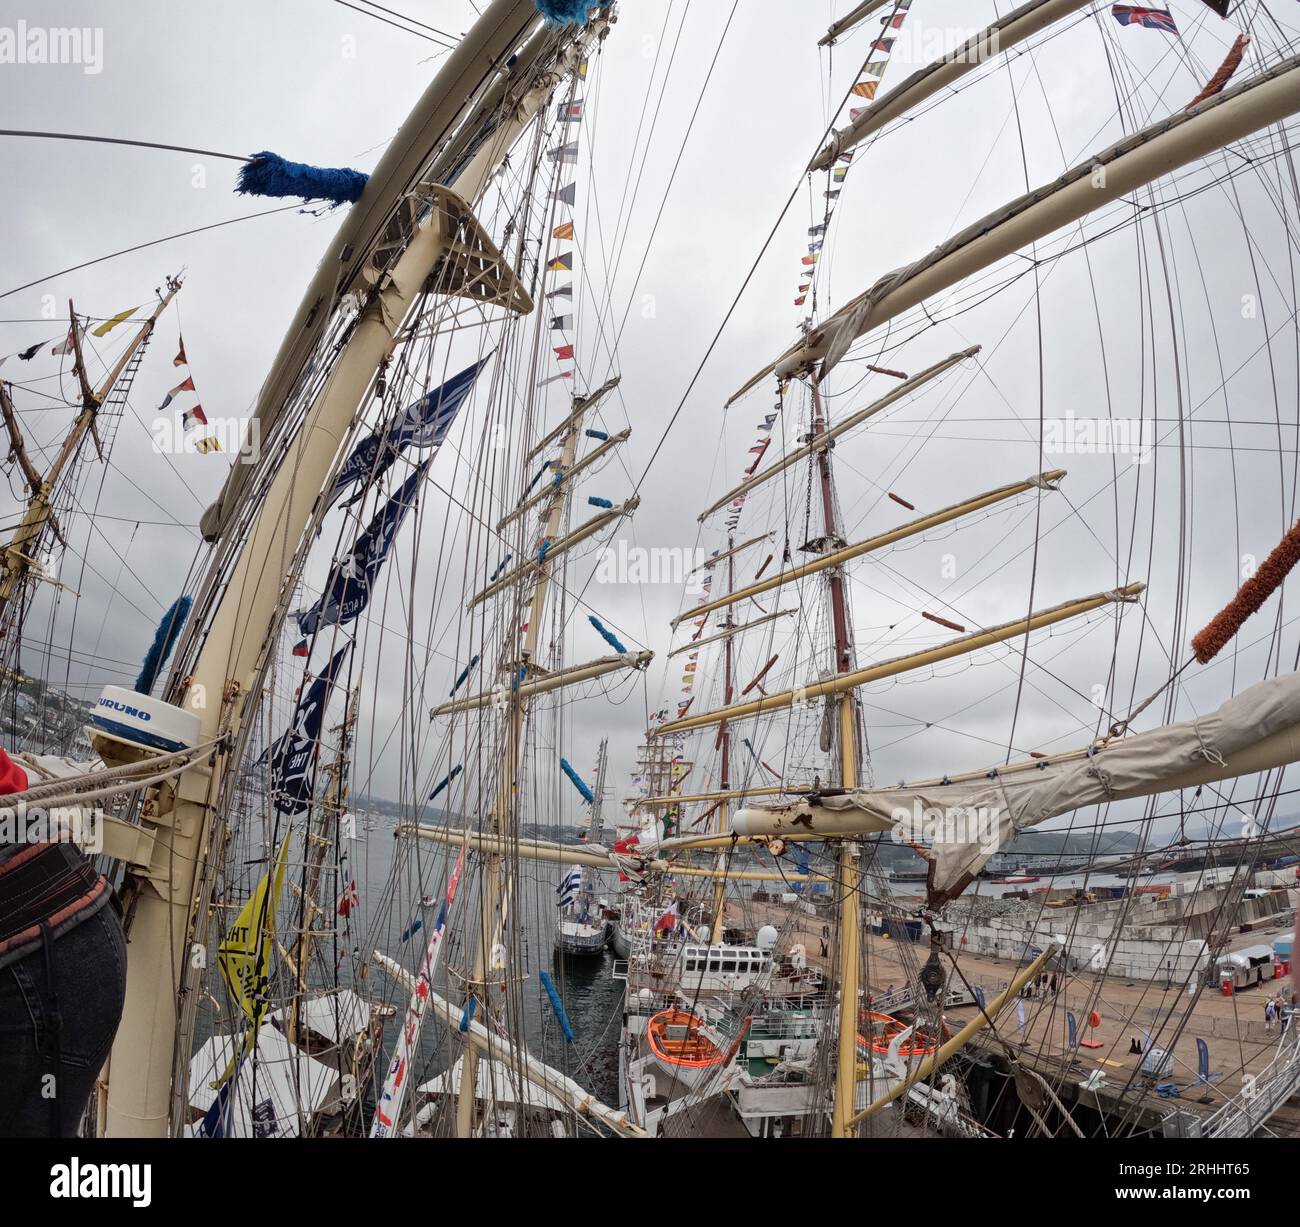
[1202,1025,1300,1137]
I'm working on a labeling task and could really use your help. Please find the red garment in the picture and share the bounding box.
[0,747,28,795]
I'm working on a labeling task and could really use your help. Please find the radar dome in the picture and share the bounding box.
[756,925,779,949]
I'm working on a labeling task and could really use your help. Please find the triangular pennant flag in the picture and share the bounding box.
[850,80,878,99]
[849,107,867,121]
[183,405,209,429]
[173,337,187,367]
[553,183,577,206]
[538,372,574,386]
[91,306,138,338]
[546,284,574,300]
[547,252,574,272]
[158,376,195,411]
[553,344,575,360]
[871,36,894,52]
[553,220,575,240]
[51,326,79,356]
[17,341,44,362]
[195,436,222,454]
[862,61,888,79]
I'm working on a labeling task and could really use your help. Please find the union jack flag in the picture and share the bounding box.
[1111,5,1179,33]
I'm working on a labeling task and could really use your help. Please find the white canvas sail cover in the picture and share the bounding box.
[733,672,1300,902]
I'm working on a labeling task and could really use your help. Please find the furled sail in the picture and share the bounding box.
[733,672,1300,904]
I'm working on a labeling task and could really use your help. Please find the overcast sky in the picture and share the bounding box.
[2,1,1299,851]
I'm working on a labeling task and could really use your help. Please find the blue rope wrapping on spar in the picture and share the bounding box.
[559,757,594,804]
[537,970,574,1042]
[135,594,192,695]
[587,614,627,654]
[450,656,479,696]
[535,0,597,25]
[489,554,513,582]
[585,429,609,441]
[587,496,613,508]
[236,151,368,205]
[524,461,557,496]
[400,916,423,943]
[429,764,462,800]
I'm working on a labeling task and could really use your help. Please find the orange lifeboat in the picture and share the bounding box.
[857,1010,948,1057]
[646,1009,750,1069]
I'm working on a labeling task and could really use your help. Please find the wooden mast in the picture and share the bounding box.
[288,682,360,1045]
[0,284,180,615]
[709,546,735,942]
[806,377,864,1138]
[103,2,570,1137]
[457,386,589,1137]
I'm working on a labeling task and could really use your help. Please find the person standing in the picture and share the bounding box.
[0,747,126,1137]
[1266,997,1276,1032]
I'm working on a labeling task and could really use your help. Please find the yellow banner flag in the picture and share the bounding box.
[196,436,223,454]
[553,220,575,240]
[91,306,138,338]
[217,835,291,1026]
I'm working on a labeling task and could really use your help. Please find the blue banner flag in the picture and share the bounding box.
[267,643,353,815]
[326,358,487,510]
[298,460,430,638]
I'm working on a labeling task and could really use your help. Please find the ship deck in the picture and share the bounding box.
[752,895,1300,1137]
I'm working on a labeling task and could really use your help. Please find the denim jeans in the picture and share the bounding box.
[0,906,127,1137]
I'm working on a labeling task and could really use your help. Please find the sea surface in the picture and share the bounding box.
[343,815,626,1114]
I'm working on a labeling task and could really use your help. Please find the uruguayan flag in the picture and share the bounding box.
[557,868,581,909]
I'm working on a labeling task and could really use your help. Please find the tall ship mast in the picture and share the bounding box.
[6,0,1300,1148]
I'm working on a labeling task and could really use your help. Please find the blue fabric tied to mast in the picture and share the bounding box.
[560,757,594,804]
[450,656,479,696]
[538,970,574,1042]
[459,996,477,1033]
[429,764,462,800]
[587,496,613,508]
[585,429,609,441]
[236,151,369,205]
[135,594,192,696]
[587,613,627,654]
[535,0,597,24]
